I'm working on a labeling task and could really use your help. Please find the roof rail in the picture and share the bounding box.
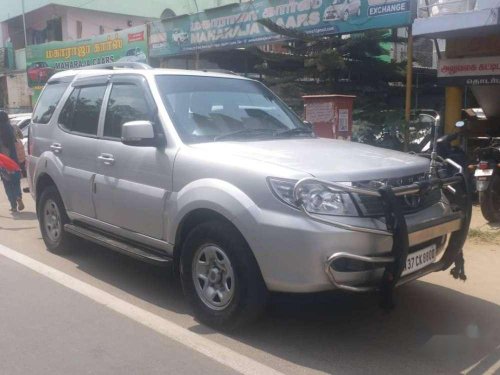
[76,62,153,70]
[200,69,236,75]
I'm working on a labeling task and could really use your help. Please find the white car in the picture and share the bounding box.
[324,0,362,21]
[118,48,147,63]
[172,29,189,44]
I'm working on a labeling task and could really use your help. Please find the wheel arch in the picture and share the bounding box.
[172,207,259,277]
[35,173,59,214]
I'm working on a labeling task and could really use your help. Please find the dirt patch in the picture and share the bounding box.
[468,228,500,245]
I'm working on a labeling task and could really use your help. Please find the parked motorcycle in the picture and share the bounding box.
[471,137,500,222]
[434,120,469,178]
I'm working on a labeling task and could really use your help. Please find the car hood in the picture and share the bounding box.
[190,138,430,181]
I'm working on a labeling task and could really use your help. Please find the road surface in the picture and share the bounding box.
[0,192,498,374]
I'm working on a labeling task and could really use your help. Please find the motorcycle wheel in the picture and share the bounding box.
[479,174,500,223]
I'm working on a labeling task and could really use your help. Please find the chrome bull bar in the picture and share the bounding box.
[292,159,471,293]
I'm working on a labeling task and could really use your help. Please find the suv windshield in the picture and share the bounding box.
[155,75,312,143]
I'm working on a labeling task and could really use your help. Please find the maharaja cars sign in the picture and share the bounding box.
[438,56,500,86]
[149,0,413,57]
[26,25,148,90]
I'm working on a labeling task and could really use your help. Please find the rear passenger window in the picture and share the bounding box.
[58,85,106,136]
[104,84,152,139]
[32,83,69,124]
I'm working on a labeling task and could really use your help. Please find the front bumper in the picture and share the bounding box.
[293,170,471,293]
[324,211,462,292]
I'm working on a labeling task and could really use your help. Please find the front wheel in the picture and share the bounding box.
[479,174,500,223]
[180,221,268,330]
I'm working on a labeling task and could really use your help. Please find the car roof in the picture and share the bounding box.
[48,67,251,83]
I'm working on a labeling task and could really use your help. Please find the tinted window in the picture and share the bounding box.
[32,83,69,124]
[59,86,105,135]
[58,89,78,130]
[104,84,151,139]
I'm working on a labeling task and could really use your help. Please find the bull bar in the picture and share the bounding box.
[293,158,472,293]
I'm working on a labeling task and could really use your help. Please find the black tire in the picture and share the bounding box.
[479,174,500,223]
[180,220,268,330]
[38,186,74,254]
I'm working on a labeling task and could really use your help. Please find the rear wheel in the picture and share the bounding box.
[479,174,500,223]
[180,221,268,330]
[38,186,74,253]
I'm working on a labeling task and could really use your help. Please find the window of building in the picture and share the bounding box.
[76,21,83,39]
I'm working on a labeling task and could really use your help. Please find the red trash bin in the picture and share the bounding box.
[302,95,356,140]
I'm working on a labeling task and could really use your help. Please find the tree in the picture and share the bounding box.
[245,21,410,144]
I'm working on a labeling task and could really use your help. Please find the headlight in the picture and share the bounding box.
[268,178,358,216]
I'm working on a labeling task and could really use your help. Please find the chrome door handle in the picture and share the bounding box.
[97,153,115,165]
[50,143,62,153]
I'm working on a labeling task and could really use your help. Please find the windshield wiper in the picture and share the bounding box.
[274,128,314,137]
[214,128,275,141]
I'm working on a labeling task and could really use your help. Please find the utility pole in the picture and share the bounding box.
[21,0,28,48]
[404,26,414,152]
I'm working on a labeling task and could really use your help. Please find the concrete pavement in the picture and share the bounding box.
[0,190,499,374]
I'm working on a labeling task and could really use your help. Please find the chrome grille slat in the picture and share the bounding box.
[352,173,442,216]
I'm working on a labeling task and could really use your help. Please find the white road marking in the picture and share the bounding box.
[0,244,284,375]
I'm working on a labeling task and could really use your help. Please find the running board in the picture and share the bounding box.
[64,224,172,266]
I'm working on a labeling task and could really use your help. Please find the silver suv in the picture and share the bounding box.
[28,63,470,329]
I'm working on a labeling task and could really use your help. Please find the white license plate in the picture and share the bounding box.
[401,244,437,277]
[475,169,494,177]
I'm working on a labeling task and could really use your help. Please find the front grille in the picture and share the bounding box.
[352,173,442,217]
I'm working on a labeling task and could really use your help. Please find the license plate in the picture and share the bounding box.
[401,244,437,277]
[475,169,494,177]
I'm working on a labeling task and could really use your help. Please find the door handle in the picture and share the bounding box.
[97,153,115,165]
[50,143,62,153]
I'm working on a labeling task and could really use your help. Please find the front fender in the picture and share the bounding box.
[167,178,262,249]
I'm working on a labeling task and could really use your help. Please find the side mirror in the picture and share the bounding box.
[303,120,313,128]
[121,120,156,146]
[455,120,465,128]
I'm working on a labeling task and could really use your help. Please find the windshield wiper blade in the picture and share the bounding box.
[214,128,275,141]
[274,128,314,137]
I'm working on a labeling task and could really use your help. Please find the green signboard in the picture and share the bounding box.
[26,25,148,92]
[149,0,413,57]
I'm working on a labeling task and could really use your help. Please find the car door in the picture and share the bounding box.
[55,78,107,218]
[93,75,171,240]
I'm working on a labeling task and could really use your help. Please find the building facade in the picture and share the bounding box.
[413,0,500,133]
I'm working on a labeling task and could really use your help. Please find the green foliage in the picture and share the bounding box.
[246,24,409,146]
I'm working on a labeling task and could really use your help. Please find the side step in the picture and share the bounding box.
[64,224,173,267]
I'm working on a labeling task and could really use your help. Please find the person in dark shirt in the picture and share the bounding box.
[0,111,24,212]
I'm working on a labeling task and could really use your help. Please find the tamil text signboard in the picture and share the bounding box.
[149,0,413,57]
[26,25,148,92]
[438,56,500,86]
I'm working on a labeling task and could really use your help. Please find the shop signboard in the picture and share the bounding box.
[438,56,500,86]
[149,0,413,57]
[26,25,148,96]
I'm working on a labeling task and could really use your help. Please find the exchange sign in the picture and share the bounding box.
[149,0,413,57]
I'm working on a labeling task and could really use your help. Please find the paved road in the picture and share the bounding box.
[0,255,236,375]
[0,192,499,374]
